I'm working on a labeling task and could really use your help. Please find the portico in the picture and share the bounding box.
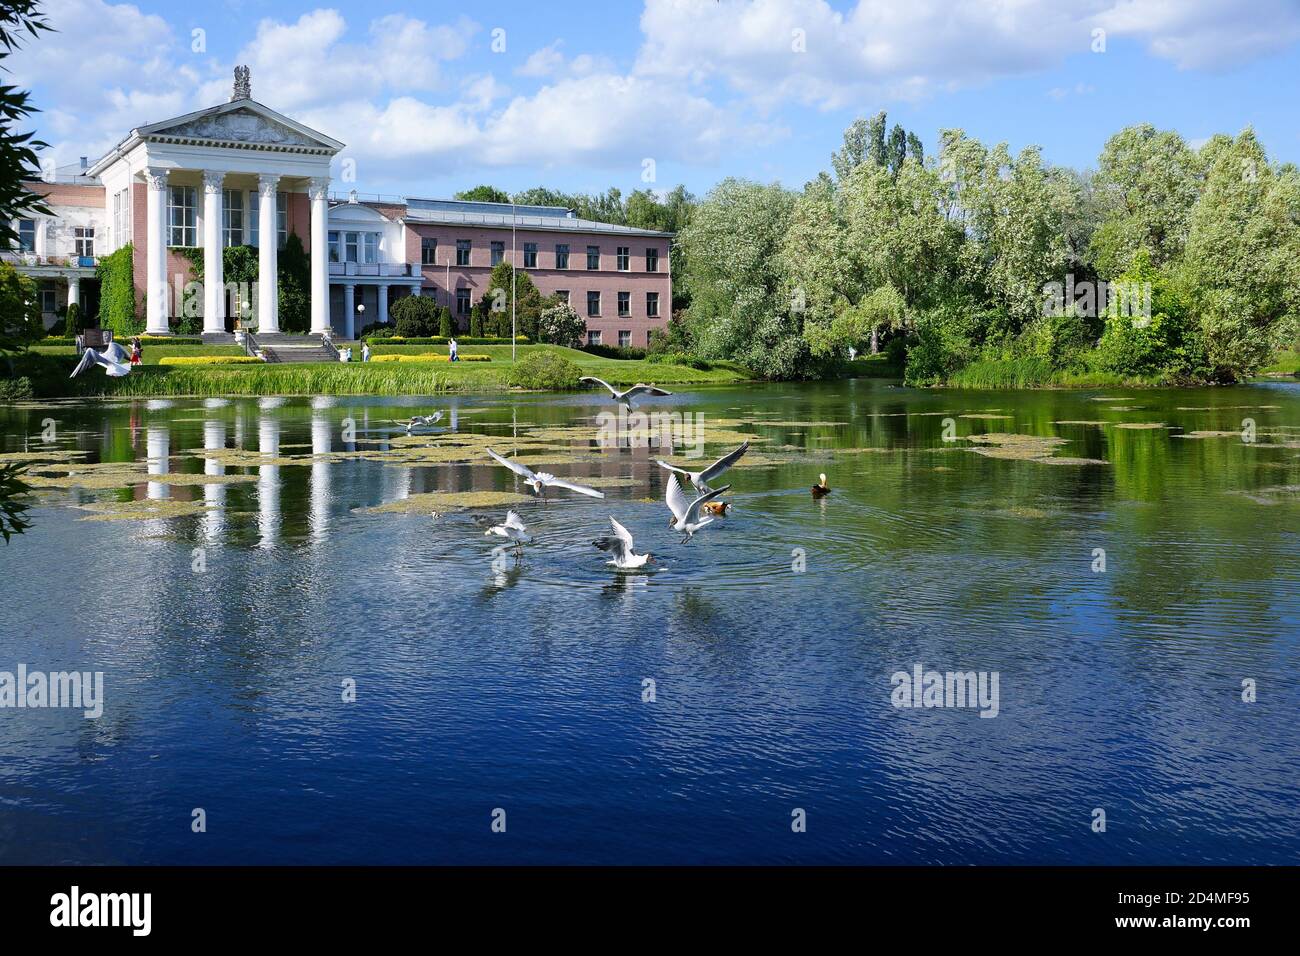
[87,68,342,337]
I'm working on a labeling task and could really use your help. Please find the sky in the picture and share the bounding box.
[9,0,1300,200]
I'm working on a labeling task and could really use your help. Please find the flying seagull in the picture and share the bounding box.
[665,474,730,543]
[390,411,443,434]
[69,342,132,378]
[485,447,605,499]
[592,516,653,569]
[579,376,672,409]
[656,440,749,494]
[484,510,532,550]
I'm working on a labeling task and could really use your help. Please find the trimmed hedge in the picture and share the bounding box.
[38,335,209,347]
[159,355,265,366]
[369,353,491,363]
[364,335,528,345]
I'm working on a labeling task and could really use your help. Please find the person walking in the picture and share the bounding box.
[448,337,459,362]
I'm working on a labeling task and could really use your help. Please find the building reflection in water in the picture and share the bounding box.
[258,414,280,549]
[310,401,331,542]
[146,424,169,501]
[202,419,226,541]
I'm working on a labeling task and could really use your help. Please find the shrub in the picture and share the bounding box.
[64,301,83,337]
[391,295,440,337]
[538,303,587,346]
[583,343,647,360]
[365,335,525,345]
[359,321,396,339]
[439,306,454,338]
[0,376,34,400]
[96,244,141,338]
[158,355,265,365]
[0,261,43,352]
[508,350,581,389]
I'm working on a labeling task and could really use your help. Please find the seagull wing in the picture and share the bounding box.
[504,510,527,531]
[609,516,635,552]
[70,349,97,378]
[579,376,618,397]
[655,458,693,481]
[592,534,628,561]
[431,410,444,424]
[544,476,605,498]
[665,474,691,522]
[102,342,131,364]
[486,446,536,481]
[104,359,132,377]
[685,483,731,525]
[626,384,672,398]
[699,440,750,484]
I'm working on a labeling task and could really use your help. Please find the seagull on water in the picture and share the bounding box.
[484,510,532,550]
[656,440,749,494]
[665,474,730,543]
[592,516,653,569]
[69,342,132,378]
[391,411,443,434]
[485,447,605,499]
[579,376,672,410]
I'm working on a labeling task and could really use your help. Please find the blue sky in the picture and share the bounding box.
[11,0,1300,199]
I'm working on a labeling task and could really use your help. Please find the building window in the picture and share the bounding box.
[617,291,630,317]
[587,330,602,346]
[15,218,35,251]
[586,290,600,316]
[277,192,288,248]
[555,290,569,305]
[617,246,629,271]
[618,330,631,348]
[555,243,569,269]
[456,239,471,266]
[491,241,504,266]
[74,227,94,258]
[167,185,196,246]
[39,281,56,312]
[328,231,340,263]
[456,288,471,315]
[112,190,128,250]
[523,242,537,268]
[646,248,659,272]
[646,291,660,318]
[421,237,437,265]
[586,245,600,270]
[222,189,243,247]
[344,232,359,263]
[363,233,378,264]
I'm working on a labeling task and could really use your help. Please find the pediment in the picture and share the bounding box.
[138,101,343,154]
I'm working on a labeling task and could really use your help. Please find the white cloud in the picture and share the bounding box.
[636,0,1300,109]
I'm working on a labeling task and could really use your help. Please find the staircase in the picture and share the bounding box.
[253,333,340,364]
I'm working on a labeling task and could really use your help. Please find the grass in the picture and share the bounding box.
[1259,349,1300,376]
[8,344,751,397]
[946,356,1167,389]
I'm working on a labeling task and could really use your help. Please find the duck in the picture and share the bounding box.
[810,473,831,497]
[702,500,729,517]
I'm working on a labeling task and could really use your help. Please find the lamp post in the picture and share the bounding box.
[356,302,364,342]
[511,198,517,362]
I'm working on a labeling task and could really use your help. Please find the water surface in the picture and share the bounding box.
[1,380,1297,864]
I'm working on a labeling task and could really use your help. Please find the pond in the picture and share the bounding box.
[1,379,1297,864]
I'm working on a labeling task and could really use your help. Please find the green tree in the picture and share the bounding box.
[390,294,439,337]
[438,306,453,338]
[455,185,511,204]
[478,261,544,340]
[1089,125,1202,278]
[1183,129,1300,379]
[0,1,50,250]
[277,232,310,333]
[538,302,586,346]
[679,178,805,378]
[0,259,41,350]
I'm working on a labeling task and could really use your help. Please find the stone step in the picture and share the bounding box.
[260,345,338,364]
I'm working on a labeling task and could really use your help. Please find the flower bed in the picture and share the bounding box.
[368,353,491,363]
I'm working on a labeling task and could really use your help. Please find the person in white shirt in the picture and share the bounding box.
[448,337,459,362]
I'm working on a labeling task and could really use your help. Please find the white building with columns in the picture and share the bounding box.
[91,67,340,337]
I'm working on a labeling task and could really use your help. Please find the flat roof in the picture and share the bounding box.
[403,197,673,238]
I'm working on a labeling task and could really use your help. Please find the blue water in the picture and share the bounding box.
[1,382,1297,864]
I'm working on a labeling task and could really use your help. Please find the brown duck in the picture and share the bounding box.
[811,473,831,498]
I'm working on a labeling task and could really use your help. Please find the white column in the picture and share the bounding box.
[257,413,280,549]
[202,170,225,335]
[343,283,355,339]
[146,424,170,501]
[202,418,226,542]
[377,284,389,325]
[67,275,80,308]
[257,174,280,334]
[309,177,330,335]
[310,400,331,542]
[145,167,169,334]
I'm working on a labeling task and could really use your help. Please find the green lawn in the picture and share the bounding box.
[1259,349,1300,376]
[12,342,751,397]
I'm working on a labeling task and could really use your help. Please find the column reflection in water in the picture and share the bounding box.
[310,404,331,542]
[146,424,170,501]
[201,419,226,541]
[258,415,281,549]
